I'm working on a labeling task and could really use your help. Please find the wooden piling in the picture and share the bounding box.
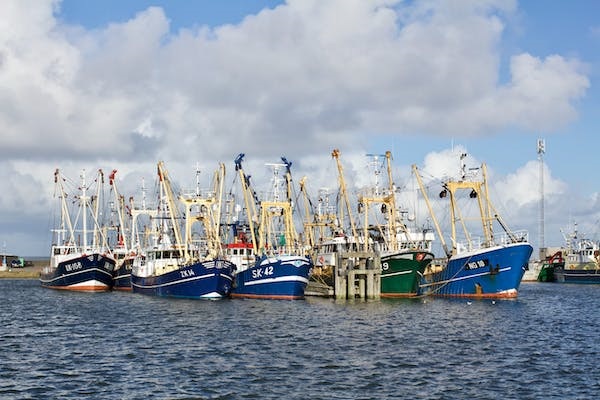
[333,251,381,299]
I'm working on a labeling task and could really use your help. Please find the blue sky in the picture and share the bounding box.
[1,0,599,256]
[57,0,285,30]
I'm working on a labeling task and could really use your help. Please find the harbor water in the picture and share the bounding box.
[1,279,599,399]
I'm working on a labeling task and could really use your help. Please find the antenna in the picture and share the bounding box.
[195,162,201,196]
[537,138,546,258]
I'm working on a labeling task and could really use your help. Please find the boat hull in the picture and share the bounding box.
[380,250,434,297]
[537,264,557,282]
[232,255,312,300]
[521,261,542,282]
[419,243,533,298]
[131,259,235,299]
[40,253,115,291]
[553,267,600,284]
[113,258,133,291]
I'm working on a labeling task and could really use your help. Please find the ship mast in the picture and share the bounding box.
[54,169,77,250]
[130,177,158,251]
[80,169,88,251]
[332,149,359,241]
[108,169,129,252]
[281,157,299,247]
[413,165,451,257]
[91,169,105,250]
[384,151,400,250]
[413,154,520,259]
[258,161,296,254]
[357,152,397,252]
[179,163,226,260]
[157,161,184,258]
[234,154,259,254]
[298,177,315,248]
[298,178,339,248]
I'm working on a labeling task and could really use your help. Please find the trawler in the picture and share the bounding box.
[40,169,116,291]
[130,162,235,299]
[413,153,532,298]
[226,154,312,299]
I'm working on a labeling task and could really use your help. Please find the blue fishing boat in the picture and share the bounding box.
[419,243,532,297]
[130,161,234,299]
[413,153,533,298]
[107,169,133,291]
[40,250,116,291]
[228,155,312,299]
[225,241,311,299]
[112,254,134,291]
[41,169,116,291]
[131,249,235,299]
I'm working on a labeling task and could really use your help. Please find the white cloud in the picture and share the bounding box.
[494,160,567,208]
[0,0,593,255]
[0,0,589,160]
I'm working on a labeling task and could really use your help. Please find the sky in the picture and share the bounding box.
[0,0,599,257]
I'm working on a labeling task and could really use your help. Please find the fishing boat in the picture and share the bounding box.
[112,255,134,291]
[357,152,435,297]
[552,225,600,283]
[298,149,362,293]
[40,169,116,291]
[379,234,435,297]
[299,150,363,293]
[223,232,256,273]
[227,154,312,299]
[305,150,433,297]
[536,251,564,282]
[130,162,235,299]
[413,153,533,298]
[107,169,134,291]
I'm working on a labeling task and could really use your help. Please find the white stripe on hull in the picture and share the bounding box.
[243,275,309,286]
[69,280,110,289]
[420,267,511,288]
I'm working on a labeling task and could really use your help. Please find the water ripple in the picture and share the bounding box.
[1,280,600,399]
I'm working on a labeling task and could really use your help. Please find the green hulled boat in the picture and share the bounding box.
[306,150,437,298]
[537,251,564,282]
[380,250,434,297]
[355,152,436,297]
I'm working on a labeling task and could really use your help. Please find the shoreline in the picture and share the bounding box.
[0,260,47,279]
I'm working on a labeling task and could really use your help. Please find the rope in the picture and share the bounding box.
[417,253,475,298]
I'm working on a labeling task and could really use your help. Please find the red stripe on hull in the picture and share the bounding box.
[43,285,110,292]
[381,293,419,298]
[431,291,518,299]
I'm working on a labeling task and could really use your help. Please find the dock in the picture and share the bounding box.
[334,251,381,299]
[0,259,46,279]
[306,252,382,299]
